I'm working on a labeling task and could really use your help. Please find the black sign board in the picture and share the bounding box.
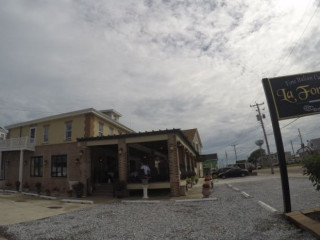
[266,71,320,120]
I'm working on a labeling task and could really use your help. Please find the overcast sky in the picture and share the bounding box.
[1,0,320,166]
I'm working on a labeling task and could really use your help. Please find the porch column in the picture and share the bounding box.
[118,139,127,182]
[168,134,180,197]
[19,150,24,191]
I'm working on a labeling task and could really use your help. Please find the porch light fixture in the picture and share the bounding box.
[118,148,123,155]
[169,145,174,151]
[44,160,48,166]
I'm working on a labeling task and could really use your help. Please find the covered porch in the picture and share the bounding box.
[78,129,199,197]
[0,137,35,190]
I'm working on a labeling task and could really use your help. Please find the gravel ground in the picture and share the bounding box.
[231,177,320,212]
[0,182,316,240]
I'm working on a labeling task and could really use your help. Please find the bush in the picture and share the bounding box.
[302,154,320,191]
[23,182,30,189]
[72,182,84,192]
[15,181,20,190]
[35,182,42,193]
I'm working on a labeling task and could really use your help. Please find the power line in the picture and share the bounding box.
[275,1,320,76]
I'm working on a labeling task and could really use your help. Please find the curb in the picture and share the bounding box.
[258,201,278,213]
[121,200,161,204]
[61,199,94,204]
[175,197,218,203]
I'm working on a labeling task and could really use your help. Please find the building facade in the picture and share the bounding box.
[0,108,133,190]
[0,109,202,197]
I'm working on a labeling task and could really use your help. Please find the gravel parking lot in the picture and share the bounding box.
[1,177,317,240]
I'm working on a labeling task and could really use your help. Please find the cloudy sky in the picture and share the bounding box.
[1,0,320,165]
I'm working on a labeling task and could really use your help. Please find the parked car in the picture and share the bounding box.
[218,167,249,179]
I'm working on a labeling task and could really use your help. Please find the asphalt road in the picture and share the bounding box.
[215,166,320,213]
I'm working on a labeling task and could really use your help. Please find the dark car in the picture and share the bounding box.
[218,167,248,179]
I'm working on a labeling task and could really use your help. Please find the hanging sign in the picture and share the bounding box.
[265,71,320,120]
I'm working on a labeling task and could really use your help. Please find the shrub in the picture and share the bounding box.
[5,181,12,187]
[302,154,320,191]
[15,181,20,190]
[35,182,42,193]
[45,189,51,196]
[72,182,84,192]
[52,186,60,192]
[23,182,30,189]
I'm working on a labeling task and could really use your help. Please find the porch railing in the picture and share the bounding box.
[0,136,35,151]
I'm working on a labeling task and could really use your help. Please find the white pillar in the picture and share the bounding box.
[19,150,24,191]
[142,185,149,199]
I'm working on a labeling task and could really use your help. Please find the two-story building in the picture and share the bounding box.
[0,108,202,197]
[0,108,133,191]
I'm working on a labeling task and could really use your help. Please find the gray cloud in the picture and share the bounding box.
[1,0,320,165]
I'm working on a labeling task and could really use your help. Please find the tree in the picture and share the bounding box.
[248,148,266,168]
[302,153,320,191]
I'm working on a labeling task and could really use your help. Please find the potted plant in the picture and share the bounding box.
[15,181,20,191]
[45,188,51,196]
[23,182,30,192]
[35,182,42,194]
[202,183,211,198]
[5,181,12,190]
[204,175,213,188]
[72,182,84,198]
[186,177,192,188]
[67,189,73,197]
[52,186,60,197]
[194,175,199,184]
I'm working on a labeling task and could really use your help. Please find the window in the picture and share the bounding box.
[30,156,43,177]
[65,122,72,140]
[0,133,4,140]
[109,127,114,136]
[43,125,49,142]
[29,127,36,143]
[51,155,67,177]
[99,123,104,137]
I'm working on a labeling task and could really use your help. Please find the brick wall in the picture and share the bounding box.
[2,142,81,193]
[168,134,180,197]
[118,139,127,182]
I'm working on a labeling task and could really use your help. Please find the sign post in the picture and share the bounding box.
[262,71,320,213]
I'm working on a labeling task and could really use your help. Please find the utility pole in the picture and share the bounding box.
[298,128,305,153]
[290,140,296,162]
[290,140,295,155]
[250,102,274,174]
[231,144,238,163]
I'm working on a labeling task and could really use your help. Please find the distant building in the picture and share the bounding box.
[259,152,292,167]
[202,153,218,175]
[308,138,320,153]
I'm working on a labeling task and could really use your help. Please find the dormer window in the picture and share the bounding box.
[109,127,114,136]
[99,123,104,137]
